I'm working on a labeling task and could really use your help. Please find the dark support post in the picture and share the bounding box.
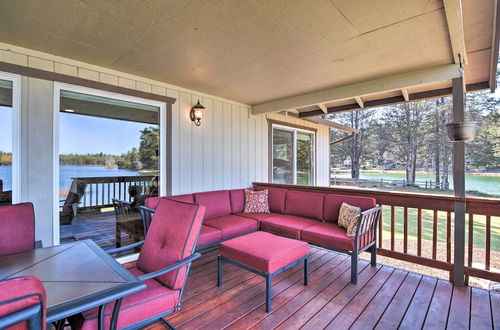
[217,256,222,287]
[304,257,309,285]
[351,253,358,284]
[370,245,377,266]
[452,76,466,286]
[266,275,272,313]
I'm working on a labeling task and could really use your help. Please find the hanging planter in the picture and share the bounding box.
[446,121,479,142]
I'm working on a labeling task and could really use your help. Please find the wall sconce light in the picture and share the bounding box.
[190,100,205,126]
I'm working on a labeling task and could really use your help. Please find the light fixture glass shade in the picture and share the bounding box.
[190,100,205,126]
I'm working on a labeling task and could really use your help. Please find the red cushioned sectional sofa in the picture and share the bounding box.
[141,186,381,284]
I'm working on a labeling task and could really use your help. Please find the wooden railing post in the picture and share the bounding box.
[452,76,466,286]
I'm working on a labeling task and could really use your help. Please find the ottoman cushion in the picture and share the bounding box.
[220,232,308,274]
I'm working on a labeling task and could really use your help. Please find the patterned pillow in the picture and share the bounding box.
[244,189,270,213]
[338,202,361,237]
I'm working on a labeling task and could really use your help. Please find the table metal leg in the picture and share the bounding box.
[304,257,309,286]
[217,256,222,287]
[266,275,272,313]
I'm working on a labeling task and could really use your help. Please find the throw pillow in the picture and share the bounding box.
[244,189,270,213]
[338,202,361,237]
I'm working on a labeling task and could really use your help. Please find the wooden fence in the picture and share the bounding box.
[253,182,500,284]
[331,176,449,190]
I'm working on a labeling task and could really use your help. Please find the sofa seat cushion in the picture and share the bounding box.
[260,215,319,239]
[203,215,258,239]
[220,232,308,274]
[74,267,180,330]
[197,225,222,247]
[301,222,355,252]
[194,190,232,219]
[235,212,279,223]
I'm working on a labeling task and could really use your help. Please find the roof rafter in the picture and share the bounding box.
[252,64,461,115]
[354,96,364,108]
[443,0,467,66]
[318,104,328,114]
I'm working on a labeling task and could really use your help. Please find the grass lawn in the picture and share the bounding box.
[380,205,500,252]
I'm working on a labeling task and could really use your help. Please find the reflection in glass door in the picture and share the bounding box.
[57,88,162,255]
[272,128,294,184]
[0,79,14,205]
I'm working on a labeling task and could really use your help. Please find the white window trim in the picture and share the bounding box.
[0,71,21,204]
[271,123,316,185]
[52,82,167,246]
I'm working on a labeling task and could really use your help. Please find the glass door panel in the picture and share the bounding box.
[272,128,294,184]
[297,131,314,185]
[0,79,13,205]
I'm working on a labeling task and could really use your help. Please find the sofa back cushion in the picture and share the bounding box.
[194,190,231,219]
[255,187,287,213]
[229,189,245,214]
[137,199,205,289]
[144,194,194,210]
[323,194,376,222]
[284,191,324,221]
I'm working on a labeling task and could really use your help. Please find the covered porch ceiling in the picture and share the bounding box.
[0,0,497,119]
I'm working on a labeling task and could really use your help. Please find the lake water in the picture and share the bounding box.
[332,171,500,196]
[0,165,140,193]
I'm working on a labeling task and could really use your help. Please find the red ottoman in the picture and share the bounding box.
[218,231,309,312]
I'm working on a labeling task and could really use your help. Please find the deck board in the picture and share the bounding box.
[140,246,500,330]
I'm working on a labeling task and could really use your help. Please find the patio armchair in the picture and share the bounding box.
[69,198,206,329]
[112,198,144,248]
[0,202,42,256]
[0,276,47,330]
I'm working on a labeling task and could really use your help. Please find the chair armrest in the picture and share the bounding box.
[112,198,134,206]
[106,241,144,254]
[137,253,201,281]
[354,206,382,250]
[34,240,43,249]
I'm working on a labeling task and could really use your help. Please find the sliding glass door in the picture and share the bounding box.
[54,84,165,253]
[0,73,20,205]
[272,125,315,185]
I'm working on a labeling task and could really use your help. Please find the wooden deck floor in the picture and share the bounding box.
[144,245,499,330]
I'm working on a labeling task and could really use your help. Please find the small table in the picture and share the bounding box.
[0,240,146,329]
[218,232,309,312]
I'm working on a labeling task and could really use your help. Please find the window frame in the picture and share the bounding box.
[0,71,21,204]
[269,120,317,186]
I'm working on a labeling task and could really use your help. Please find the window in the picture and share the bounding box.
[272,124,315,185]
[54,84,166,253]
[0,73,20,205]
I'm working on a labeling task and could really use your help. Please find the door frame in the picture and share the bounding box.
[52,82,167,245]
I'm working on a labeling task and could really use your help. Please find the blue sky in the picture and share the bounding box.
[0,106,154,155]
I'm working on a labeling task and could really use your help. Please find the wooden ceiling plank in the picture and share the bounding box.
[305,117,360,134]
[443,0,468,66]
[354,96,364,108]
[252,64,461,115]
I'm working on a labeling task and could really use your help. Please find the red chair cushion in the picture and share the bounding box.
[323,194,376,223]
[301,222,355,251]
[220,232,308,274]
[74,267,179,330]
[235,212,279,223]
[144,194,194,210]
[229,189,245,214]
[136,199,206,290]
[255,187,287,213]
[197,225,222,247]
[0,203,35,256]
[260,215,319,239]
[194,190,231,219]
[203,215,258,240]
[0,276,46,329]
[285,191,324,221]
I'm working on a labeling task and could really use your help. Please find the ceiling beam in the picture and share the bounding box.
[354,96,364,108]
[298,81,489,118]
[331,134,355,146]
[252,64,461,115]
[305,117,360,134]
[489,0,500,92]
[443,0,468,66]
[318,104,328,114]
[401,88,409,101]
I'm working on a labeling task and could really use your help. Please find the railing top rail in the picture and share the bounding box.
[253,182,500,215]
[71,176,156,184]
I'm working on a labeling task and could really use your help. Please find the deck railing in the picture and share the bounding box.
[68,176,157,209]
[253,182,500,284]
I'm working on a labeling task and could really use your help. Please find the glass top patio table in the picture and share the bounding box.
[0,239,146,326]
